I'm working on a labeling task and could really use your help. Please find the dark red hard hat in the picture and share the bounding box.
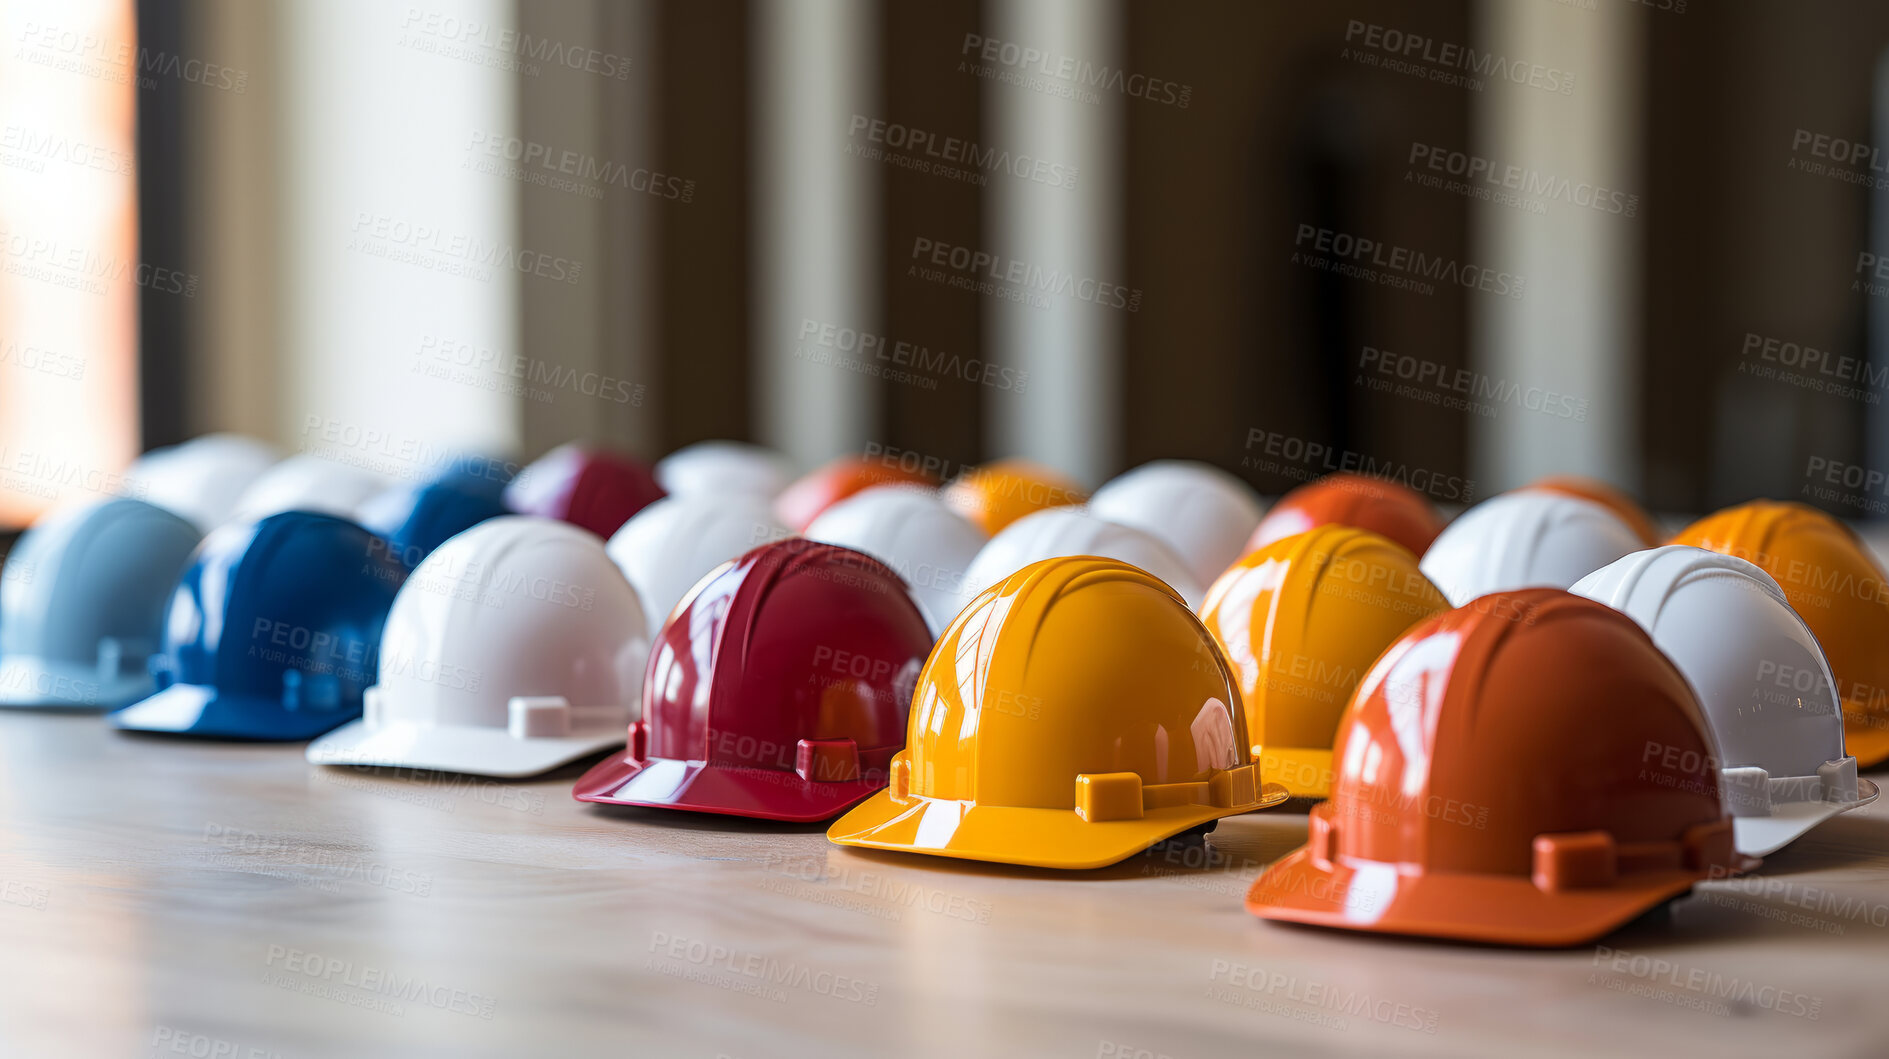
[504,444,665,538]
[573,538,935,821]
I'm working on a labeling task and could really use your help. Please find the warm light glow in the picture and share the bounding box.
[0,0,140,526]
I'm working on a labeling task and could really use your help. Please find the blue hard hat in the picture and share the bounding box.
[440,453,515,499]
[110,511,408,740]
[358,465,513,567]
[0,498,202,708]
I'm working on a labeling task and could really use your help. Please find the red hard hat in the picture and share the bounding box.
[505,444,666,538]
[775,457,937,531]
[1247,473,1445,558]
[573,538,934,821]
[1246,588,1754,947]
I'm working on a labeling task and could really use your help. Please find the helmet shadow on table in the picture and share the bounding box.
[1743,809,1889,875]
[815,809,1314,884]
[578,801,832,836]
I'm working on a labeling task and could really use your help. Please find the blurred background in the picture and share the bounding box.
[5,0,1889,531]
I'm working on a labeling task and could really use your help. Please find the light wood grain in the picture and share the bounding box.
[1,709,1886,1058]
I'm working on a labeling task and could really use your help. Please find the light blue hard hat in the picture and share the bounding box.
[0,498,203,708]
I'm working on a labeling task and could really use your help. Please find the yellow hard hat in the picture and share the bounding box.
[827,555,1288,869]
[1199,526,1449,798]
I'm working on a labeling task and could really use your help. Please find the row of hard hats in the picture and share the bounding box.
[4,435,1884,947]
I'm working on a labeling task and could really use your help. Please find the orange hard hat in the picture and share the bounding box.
[1671,500,1889,768]
[941,459,1086,535]
[1247,588,1752,947]
[1527,476,1661,546]
[774,457,936,532]
[1247,473,1445,559]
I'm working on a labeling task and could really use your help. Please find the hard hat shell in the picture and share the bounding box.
[357,467,513,568]
[655,440,792,499]
[804,485,987,636]
[605,494,790,635]
[960,507,1204,610]
[1199,526,1449,798]
[439,453,518,497]
[110,511,408,740]
[504,444,665,539]
[1089,460,1265,589]
[307,517,649,777]
[1672,501,1889,769]
[0,498,202,708]
[1527,475,1662,546]
[1247,473,1445,559]
[940,458,1086,536]
[233,454,390,523]
[124,433,280,531]
[1246,589,1754,947]
[1573,546,1879,856]
[774,456,937,532]
[573,538,933,821]
[1419,492,1641,607]
[828,556,1290,869]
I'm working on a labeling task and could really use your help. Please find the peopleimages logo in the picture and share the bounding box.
[1206,959,1441,1033]
[958,33,1192,108]
[646,931,880,1006]
[1739,331,1884,405]
[398,8,632,80]
[847,115,1077,190]
[797,319,1029,393]
[15,21,250,93]
[909,237,1140,311]
[1241,428,1474,503]
[1358,346,1589,422]
[465,130,695,202]
[1590,945,1822,1020]
[349,213,582,286]
[1293,224,1523,299]
[1343,20,1574,95]
[263,945,496,1019]
[0,125,135,176]
[1406,143,1638,217]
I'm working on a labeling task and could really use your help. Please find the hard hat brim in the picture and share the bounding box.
[1732,778,1881,858]
[0,656,152,709]
[573,753,885,823]
[109,682,357,741]
[307,719,626,779]
[1246,847,1714,948]
[826,784,1290,870]
[1844,721,1889,770]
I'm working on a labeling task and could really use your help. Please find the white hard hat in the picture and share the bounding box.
[655,440,793,499]
[605,494,788,634]
[1088,460,1264,589]
[123,433,280,531]
[307,516,649,777]
[805,485,987,635]
[1573,546,1880,856]
[960,507,1204,611]
[232,454,391,523]
[1419,491,1641,606]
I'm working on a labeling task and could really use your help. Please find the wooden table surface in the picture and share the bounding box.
[0,707,1885,1059]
